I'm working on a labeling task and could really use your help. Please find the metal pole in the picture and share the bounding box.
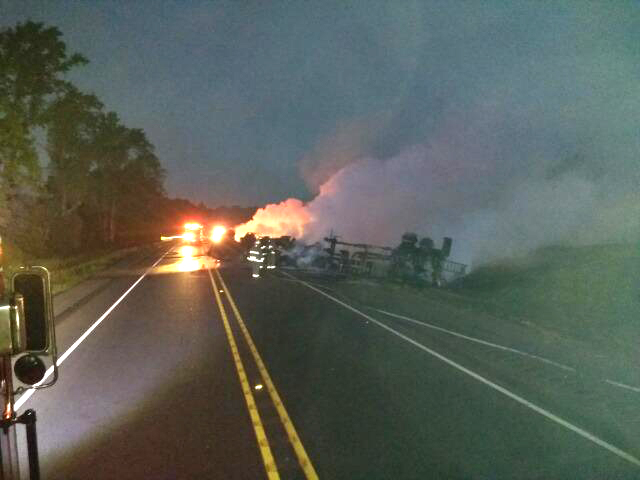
[0,237,19,480]
[18,410,39,480]
[0,357,18,480]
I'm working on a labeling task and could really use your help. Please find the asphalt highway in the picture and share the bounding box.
[12,243,640,479]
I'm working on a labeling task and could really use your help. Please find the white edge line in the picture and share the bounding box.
[281,271,640,468]
[15,248,170,411]
[374,308,640,395]
[373,308,576,372]
[605,379,640,394]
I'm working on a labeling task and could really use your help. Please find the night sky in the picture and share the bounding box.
[2,1,639,252]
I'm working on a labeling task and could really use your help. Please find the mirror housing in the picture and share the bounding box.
[11,267,55,354]
[10,267,58,389]
[0,294,26,356]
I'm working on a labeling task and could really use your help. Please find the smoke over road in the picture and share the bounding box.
[234,3,640,267]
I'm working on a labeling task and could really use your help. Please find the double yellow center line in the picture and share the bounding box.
[208,268,318,480]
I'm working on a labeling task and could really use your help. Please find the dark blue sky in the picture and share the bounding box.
[2,1,639,212]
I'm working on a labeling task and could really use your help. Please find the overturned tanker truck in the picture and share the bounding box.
[260,232,466,286]
[321,233,466,286]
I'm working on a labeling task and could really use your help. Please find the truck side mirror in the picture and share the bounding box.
[12,268,54,354]
[11,267,58,388]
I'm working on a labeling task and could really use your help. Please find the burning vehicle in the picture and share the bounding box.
[237,226,467,286]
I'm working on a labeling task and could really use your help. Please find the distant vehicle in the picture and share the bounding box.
[182,222,206,245]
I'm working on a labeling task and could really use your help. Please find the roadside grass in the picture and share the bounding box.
[447,244,639,351]
[335,243,640,356]
[4,244,154,294]
[47,248,144,294]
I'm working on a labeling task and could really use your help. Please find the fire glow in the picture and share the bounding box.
[211,225,227,243]
[234,198,312,241]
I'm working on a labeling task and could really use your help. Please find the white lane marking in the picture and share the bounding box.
[605,380,640,394]
[15,249,170,411]
[281,271,640,468]
[374,308,576,372]
[375,309,640,395]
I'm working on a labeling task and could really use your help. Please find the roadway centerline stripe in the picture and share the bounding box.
[15,248,170,411]
[282,271,640,468]
[373,308,576,372]
[215,269,319,480]
[207,269,280,480]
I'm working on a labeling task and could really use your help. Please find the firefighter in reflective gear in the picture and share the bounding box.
[247,236,277,278]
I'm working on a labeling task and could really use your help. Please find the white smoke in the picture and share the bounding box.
[234,2,640,268]
[235,131,638,268]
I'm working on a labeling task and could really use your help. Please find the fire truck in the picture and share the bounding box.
[182,222,205,244]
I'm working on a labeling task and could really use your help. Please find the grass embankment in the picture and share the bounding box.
[451,244,639,353]
[5,245,151,294]
[339,244,639,355]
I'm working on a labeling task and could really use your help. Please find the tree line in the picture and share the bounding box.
[0,21,216,258]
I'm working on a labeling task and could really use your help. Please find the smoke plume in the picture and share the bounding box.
[234,2,640,268]
[235,103,638,268]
